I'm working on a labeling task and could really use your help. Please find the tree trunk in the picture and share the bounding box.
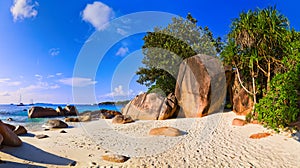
[267,61,271,93]
[251,70,257,113]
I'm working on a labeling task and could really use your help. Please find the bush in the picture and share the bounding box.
[255,67,300,131]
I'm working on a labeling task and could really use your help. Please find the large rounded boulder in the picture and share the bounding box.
[42,119,68,129]
[122,92,178,120]
[28,106,58,118]
[175,54,226,117]
[0,120,22,146]
[64,105,78,116]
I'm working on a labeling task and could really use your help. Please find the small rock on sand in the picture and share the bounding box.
[102,154,129,163]
[112,115,134,124]
[42,119,68,129]
[249,133,271,139]
[232,118,247,126]
[149,126,185,137]
[35,134,49,139]
[60,130,67,133]
[68,161,77,166]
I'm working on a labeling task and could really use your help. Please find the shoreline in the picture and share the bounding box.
[0,111,299,167]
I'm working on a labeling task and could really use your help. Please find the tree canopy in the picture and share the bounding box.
[136,14,221,95]
[221,7,300,130]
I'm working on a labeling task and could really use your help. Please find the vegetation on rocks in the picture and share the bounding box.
[137,7,300,130]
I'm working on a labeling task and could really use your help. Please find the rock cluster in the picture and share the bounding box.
[122,92,178,120]
[122,54,226,119]
[28,105,78,118]
[0,120,25,147]
[112,115,134,124]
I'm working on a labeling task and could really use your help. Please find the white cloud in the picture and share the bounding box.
[116,47,129,56]
[59,77,97,87]
[117,28,127,35]
[47,75,55,78]
[35,74,43,80]
[82,1,114,31]
[49,48,60,56]
[105,85,134,97]
[56,72,63,76]
[1,92,11,97]
[0,78,21,86]
[21,82,60,92]
[10,0,38,22]
[0,78,11,83]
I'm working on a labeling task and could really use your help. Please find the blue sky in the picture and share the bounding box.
[0,0,299,104]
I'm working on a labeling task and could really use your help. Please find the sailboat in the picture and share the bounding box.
[16,94,25,106]
[29,99,34,106]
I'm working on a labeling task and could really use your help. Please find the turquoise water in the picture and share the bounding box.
[0,103,123,131]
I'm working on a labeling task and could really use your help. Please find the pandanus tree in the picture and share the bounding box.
[222,7,289,110]
[223,7,300,129]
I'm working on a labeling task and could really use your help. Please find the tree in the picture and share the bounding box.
[222,7,289,110]
[255,30,300,130]
[222,6,300,130]
[137,14,221,95]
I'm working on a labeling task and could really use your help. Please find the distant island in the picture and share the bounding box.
[98,100,130,106]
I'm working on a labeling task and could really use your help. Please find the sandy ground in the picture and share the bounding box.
[0,111,299,168]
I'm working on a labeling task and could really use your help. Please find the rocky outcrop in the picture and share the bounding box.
[64,105,78,116]
[122,92,178,120]
[56,105,78,116]
[175,54,226,118]
[28,106,58,118]
[42,120,68,129]
[3,123,27,135]
[65,117,80,122]
[0,120,22,146]
[99,109,121,119]
[64,114,91,122]
[29,105,79,118]
[112,115,134,124]
[56,106,67,116]
[14,125,27,135]
[149,127,185,137]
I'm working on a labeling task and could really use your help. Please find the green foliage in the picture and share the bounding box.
[137,14,220,95]
[222,6,289,86]
[255,66,300,130]
[222,6,300,130]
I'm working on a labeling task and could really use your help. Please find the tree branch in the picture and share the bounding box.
[256,60,267,75]
[235,67,254,95]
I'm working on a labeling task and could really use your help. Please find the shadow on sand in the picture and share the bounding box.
[292,131,300,142]
[0,161,46,168]
[1,142,75,167]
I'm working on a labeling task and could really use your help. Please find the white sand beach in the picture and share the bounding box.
[0,111,299,168]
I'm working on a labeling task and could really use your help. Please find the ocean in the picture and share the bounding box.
[0,103,123,131]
